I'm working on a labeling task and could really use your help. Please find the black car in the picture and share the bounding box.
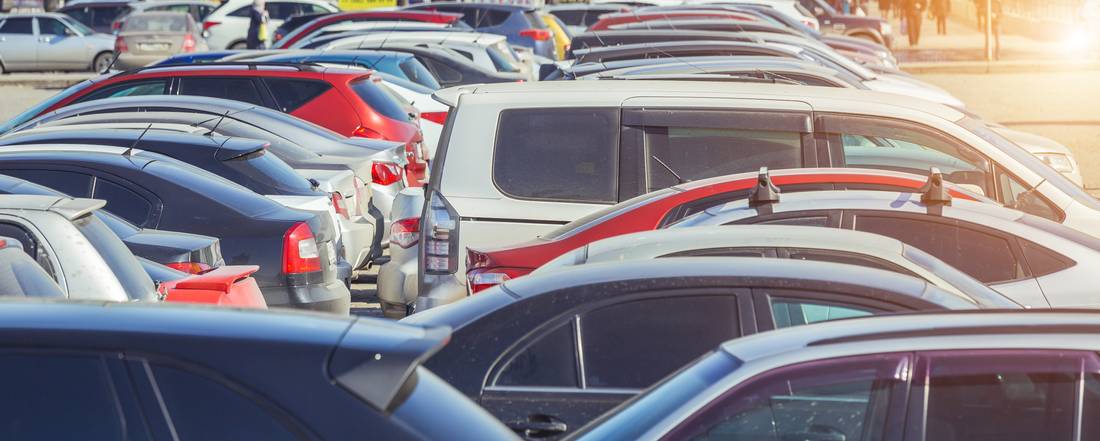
[0,147,349,313]
[0,173,223,272]
[57,1,131,33]
[402,257,977,439]
[0,299,520,440]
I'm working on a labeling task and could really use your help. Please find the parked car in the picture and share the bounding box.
[0,300,520,440]
[0,13,114,73]
[306,42,527,87]
[57,0,131,33]
[201,0,338,49]
[110,0,218,32]
[272,11,330,42]
[690,0,821,31]
[402,257,984,439]
[541,12,571,60]
[586,56,866,87]
[0,236,65,298]
[588,9,761,30]
[404,2,555,59]
[314,31,528,80]
[0,146,349,313]
[379,186,423,317]
[544,3,631,34]
[272,9,465,49]
[420,80,1100,307]
[241,50,443,90]
[113,11,207,69]
[797,0,894,46]
[572,310,1100,441]
[285,21,455,49]
[141,257,266,308]
[462,167,986,296]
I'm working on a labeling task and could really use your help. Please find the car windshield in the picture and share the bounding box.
[60,15,95,35]
[73,214,158,301]
[0,80,95,134]
[813,0,838,15]
[223,148,316,195]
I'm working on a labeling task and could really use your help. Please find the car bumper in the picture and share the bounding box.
[378,244,418,307]
[413,273,466,313]
[339,215,375,269]
[261,278,351,315]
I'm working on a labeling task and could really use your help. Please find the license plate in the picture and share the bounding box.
[139,43,170,51]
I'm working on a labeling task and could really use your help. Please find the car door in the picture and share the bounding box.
[480,292,753,440]
[34,16,89,70]
[0,17,38,70]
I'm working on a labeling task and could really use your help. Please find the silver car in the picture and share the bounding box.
[536,225,1018,309]
[0,13,114,73]
[377,186,423,318]
[113,11,208,69]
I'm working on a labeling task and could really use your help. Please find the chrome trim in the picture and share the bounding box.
[575,316,587,389]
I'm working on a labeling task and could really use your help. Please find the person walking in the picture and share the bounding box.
[245,0,268,49]
[974,0,986,30]
[901,0,925,45]
[930,0,950,34]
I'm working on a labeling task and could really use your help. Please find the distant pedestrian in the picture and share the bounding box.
[902,0,925,45]
[974,0,986,30]
[879,0,891,18]
[991,0,1002,59]
[931,0,950,34]
[245,0,268,49]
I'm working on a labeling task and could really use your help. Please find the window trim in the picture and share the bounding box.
[754,288,923,332]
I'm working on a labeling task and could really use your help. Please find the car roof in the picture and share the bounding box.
[695,189,1022,223]
[324,31,505,46]
[2,128,267,161]
[587,224,908,258]
[416,1,535,11]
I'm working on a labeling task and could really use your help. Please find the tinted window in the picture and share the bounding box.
[73,214,156,301]
[755,216,829,227]
[922,351,1078,441]
[349,78,409,121]
[65,8,92,25]
[265,78,330,113]
[177,77,265,106]
[662,247,770,258]
[786,249,916,276]
[770,298,875,329]
[1019,239,1074,277]
[197,4,215,19]
[224,149,315,194]
[228,5,250,17]
[37,18,70,35]
[580,295,739,389]
[852,215,1024,284]
[487,46,520,73]
[75,79,170,103]
[398,58,442,90]
[0,221,54,279]
[93,178,154,226]
[266,2,301,20]
[2,169,91,197]
[0,17,33,34]
[0,353,126,439]
[550,10,589,26]
[496,322,578,387]
[647,127,802,192]
[996,167,1061,221]
[151,365,301,441]
[666,354,906,441]
[494,108,618,203]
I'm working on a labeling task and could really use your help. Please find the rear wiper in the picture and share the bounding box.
[651,155,689,184]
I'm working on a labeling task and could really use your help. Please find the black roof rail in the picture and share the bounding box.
[748,167,780,207]
[115,61,326,77]
[918,167,952,207]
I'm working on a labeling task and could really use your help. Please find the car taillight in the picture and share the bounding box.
[182,33,196,53]
[111,20,122,31]
[114,36,128,53]
[420,111,448,125]
[331,192,350,220]
[519,28,552,41]
[422,191,457,275]
[467,267,530,294]
[371,161,402,186]
[165,261,213,274]
[282,222,321,274]
[352,125,385,139]
[391,217,420,249]
[202,20,220,31]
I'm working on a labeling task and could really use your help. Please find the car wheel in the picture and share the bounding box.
[229,41,248,49]
[92,52,114,73]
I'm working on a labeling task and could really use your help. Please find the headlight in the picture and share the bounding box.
[1035,153,1077,174]
[881,23,892,35]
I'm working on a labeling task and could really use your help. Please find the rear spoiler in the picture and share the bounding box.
[49,198,106,221]
[172,265,259,291]
[329,320,452,413]
[432,85,476,107]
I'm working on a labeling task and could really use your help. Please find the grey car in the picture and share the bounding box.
[0,235,65,298]
[536,225,1018,309]
[573,310,1100,441]
[378,186,423,318]
[0,13,114,73]
[113,11,208,69]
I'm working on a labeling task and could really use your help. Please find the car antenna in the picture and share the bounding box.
[918,167,952,212]
[754,68,806,85]
[123,124,152,157]
[748,167,781,211]
[101,51,121,74]
[650,155,688,185]
[204,110,230,136]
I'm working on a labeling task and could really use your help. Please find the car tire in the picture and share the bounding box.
[91,51,114,73]
[229,41,248,49]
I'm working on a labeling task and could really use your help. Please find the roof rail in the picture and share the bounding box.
[748,167,780,207]
[918,167,952,207]
[116,61,325,77]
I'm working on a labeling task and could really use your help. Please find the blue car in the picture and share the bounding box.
[153,49,252,66]
[251,50,443,90]
[403,2,555,59]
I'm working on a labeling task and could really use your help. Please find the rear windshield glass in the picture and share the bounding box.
[224,148,316,195]
[148,160,278,219]
[487,46,521,73]
[399,58,442,90]
[350,78,410,121]
[122,13,189,32]
[74,214,157,301]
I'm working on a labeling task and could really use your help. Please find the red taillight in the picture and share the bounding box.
[282,222,321,274]
[111,20,122,31]
[391,217,420,249]
[352,125,384,139]
[202,20,220,31]
[182,33,196,53]
[331,192,350,220]
[114,36,128,53]
[165,261,213,275]
[420,111,448,125]
[467,267,530,294]
[371,161,402,186]
[520,28,552,41]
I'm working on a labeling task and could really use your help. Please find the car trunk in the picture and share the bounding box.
[120,31,186,56]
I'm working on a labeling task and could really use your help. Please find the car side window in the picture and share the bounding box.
[93,6,130,28]
[0,221,55,279]
[421,57,462,85]
[74,79,170,103]
[196,4,215,20]
[851,214,1026,284]
[0,17,34,34]
[177,77,265,106]
[37,18,70,35]
[770,297,876,329]
[494,108,619,203]
[915,351,1080,441]
[266,2,301,20]
[579,295,740,389]
[784,248,919,277]
[228,5,251,17]
[644,126,804,192]
[64,8,92,25]
[150,364,302,441]
[1,169,92,197]
[93,178,154,227]
[0,353,127,439]
[495,321,578,388]
[1018,239,1075,277]
[264,78,330,113]
[665,353,908,441]
[996,167,1062,221]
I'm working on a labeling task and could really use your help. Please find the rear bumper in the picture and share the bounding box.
[261,278,351,315]
[378,244,418,307]
[413,273,466,313]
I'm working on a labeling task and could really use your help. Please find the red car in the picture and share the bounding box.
[272,10,464,49]
[7,63,427,181]
[465,168,985,293]
[587,10,760,31]
[158,265,267,308]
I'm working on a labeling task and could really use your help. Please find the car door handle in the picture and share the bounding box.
[507,415,568,438]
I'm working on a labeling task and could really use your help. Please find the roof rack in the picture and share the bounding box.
[116,61,325,77]
[918,167,952,206]
[748,167,780,207]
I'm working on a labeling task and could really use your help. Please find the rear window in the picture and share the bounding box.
[122,13,189,32]
[224,149,316,195]
[73,214,157,301]
[264,78,331,113]
[493,108,619,203]
[523,10,548,29]
[349,78,410,122]
[398,58,442,90]
[487,46,521,73]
